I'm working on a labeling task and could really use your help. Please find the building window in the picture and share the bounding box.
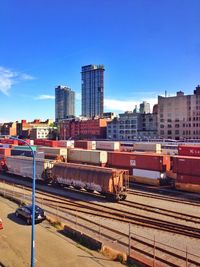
[168,130,172,135]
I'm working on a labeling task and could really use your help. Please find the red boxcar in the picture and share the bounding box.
[177,174,200,185]
[173,156,200,176]
[107,152,170,173]
[178,145,200,157]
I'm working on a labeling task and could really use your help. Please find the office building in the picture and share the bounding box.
[81,64,104,118]
[158,85,200,140]
[139,101,150,114]
[55,85,75,122]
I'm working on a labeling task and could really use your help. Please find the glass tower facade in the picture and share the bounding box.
[81,64,104,118]
[55,85,75,121]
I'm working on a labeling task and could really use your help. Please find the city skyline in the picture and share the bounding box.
[1,0,200,122]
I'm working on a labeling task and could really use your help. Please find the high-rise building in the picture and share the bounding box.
[139,101,151,114]
[81,64,104,118]
[55,85,75,122]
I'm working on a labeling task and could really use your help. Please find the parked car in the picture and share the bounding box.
[0,218,3,230]
[15,205,46,224]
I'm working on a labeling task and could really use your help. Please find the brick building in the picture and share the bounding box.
[59,117,108,140]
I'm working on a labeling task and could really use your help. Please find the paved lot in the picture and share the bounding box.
[0,196,122,267]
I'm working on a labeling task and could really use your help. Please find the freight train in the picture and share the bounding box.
[0,155,129,201]
[0,139,200,194]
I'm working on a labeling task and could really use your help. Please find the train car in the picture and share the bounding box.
[37,147,67,159]
[74,140,96,150]
[96,141,120,151]
[120,142,134,152]
[130,169,167,186]
[67,148,107,166]
[107,151,171,173]
[5,156,54,180]
[51,162,129,201]
[161,144,178,155]
[57,140,74,148]
[133,143,162,153]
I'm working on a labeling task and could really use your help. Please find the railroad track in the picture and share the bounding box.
[1,180,200,266]
[121,200,200,223]
[2,180,200,239]
[128,188,200,207]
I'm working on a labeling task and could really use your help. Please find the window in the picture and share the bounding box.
[168,130,172,135]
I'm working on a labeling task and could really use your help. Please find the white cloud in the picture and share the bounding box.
[19,73,35,80]
[104,97,157,112]
[35,95,55,100]
[0,66,35,95]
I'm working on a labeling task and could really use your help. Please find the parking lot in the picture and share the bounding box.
[0,196,122,267]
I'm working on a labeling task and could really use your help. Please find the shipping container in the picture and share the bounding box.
[12,146,37,151]
[37,147,67,158]
[51,162,128,200]
[6,156,54,180]
[0,144,10,148]
[34,139,45,146]
[176,174,200,185]
[130,169,166,186]
[0,148,11,156]
[107,152,170,173]
[18,139,34,146]
[175,183,200,193]
[96,141,120,151]
[68,149,107,166]
[173,156,200,176]
[178,145,200,157]
[0,139,18,145]
[74,140,96,150]
[132,169,166,179]
[43,140,58,147]
[57,140,74,148]
[11,149,44,159]
[133,143,161,153]
[130,175,160,186]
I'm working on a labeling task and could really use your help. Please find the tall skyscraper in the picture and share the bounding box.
[55,85,75,122]
[139,101,151,114]
[81,64,104,118]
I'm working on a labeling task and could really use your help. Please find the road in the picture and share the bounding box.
[0,196,122,267]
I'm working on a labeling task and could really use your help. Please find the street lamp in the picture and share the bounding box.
[10,137,36,267]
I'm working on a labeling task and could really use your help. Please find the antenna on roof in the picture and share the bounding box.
[165,90,167,97]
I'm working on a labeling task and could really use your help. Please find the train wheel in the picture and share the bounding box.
[120,194,127,201]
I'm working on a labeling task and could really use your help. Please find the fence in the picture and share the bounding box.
[0,181,200,266]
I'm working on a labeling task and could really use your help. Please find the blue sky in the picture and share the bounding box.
[1,0,200,122]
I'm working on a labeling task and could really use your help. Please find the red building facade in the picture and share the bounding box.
[59,118,107,140]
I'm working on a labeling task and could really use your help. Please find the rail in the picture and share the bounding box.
[0,182,200,266]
